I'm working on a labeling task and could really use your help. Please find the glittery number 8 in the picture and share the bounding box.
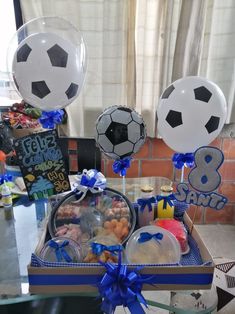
[188,147,224,193]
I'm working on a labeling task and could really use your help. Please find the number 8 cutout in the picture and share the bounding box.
[188,146,224,193]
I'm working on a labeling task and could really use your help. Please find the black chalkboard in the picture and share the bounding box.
[14,130,71,200]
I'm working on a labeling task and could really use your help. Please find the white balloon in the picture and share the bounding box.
[157,76,227,153]
[12,32,85,111]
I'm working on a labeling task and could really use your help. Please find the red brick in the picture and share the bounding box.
[152,138,175,159]
[209,137,222,149]
[222,138,235,159]
[68,139,77,150]
[205,204,235,224]
[174,166,192,183]
[219,182,235,202]
[106,159,139,178]
[186,205,203,224]
[101,160,105,175]
[141,160,173,179]
[69,157,78,172]
[221,161,235,181]
[134,138,150,158]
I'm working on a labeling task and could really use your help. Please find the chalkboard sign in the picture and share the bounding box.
[14,130,71,200]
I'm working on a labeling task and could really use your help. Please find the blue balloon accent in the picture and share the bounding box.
[112,157,132,176]
[172,153,194,169]
[39,110,64,129]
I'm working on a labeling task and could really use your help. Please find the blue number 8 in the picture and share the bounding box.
[188,147,224,193]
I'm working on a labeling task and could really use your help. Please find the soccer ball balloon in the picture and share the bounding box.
[157,76,227,153]
[12,32,85,111]
[95,106,147,159]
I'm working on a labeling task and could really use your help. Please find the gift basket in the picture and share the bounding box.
[28,169,214,298]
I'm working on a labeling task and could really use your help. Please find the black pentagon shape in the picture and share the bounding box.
[161,84,175,99]
[205,115,220,133]
[106,121,128,145]
[166,110,182,128]
[32,81,50,99]
[47,44,68,67]
[65,83,79,99]
[17,44,32,62]
[194,86,212,103]
[118,107,132,113]
[140,123,145,138]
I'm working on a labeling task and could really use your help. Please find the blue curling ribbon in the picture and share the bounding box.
[172,153,194,169]
[137,197,156,212]
[48,240,72,263]
[0,174,13,185]
[98,252,149,314]
[39,110,64,129]
[112,157,132,176]
[156,194,175,209]
[91,242,123,256]
[138,232,163,244]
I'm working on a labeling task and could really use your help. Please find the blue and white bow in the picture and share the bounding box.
[74,169,106,196]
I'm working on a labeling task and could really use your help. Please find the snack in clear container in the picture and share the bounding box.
[153,219,190,254]
[39,237,82,263]
[48,188,136,245]
[126,225,181,264]
[83,234,122,263]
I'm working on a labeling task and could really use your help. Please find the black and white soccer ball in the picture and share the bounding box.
[95,106,147,159]
[157,76,227,153]
[12,32,85,111]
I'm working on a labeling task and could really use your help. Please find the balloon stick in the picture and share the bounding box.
[122,175,126,195]
[180,165,185,183]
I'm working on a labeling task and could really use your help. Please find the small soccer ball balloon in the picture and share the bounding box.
[12,32,84,111]
[157,76,227,153]
[95,106,147,159]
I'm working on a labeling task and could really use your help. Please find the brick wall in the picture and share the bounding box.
[101,137,235,225]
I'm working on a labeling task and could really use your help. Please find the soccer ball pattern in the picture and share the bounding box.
[157,76,227,153]
[95,106,147,159]
[12,32,85,111]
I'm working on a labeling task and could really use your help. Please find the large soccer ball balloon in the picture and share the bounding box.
[157,76,227,153]
[95,106,147,159]
[8,17,86,111]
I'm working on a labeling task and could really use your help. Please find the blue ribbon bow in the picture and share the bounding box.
[48,240,72,263]
[74,169,107,197]
[137,197,156,212]
[156,194,175,209]
[172,153,194,169]
[98,253,148,314]
[39,110,64,129]
[91,242,123,256]
[112,157,132,176]
[138,232,163,244]
[0,174,13,185]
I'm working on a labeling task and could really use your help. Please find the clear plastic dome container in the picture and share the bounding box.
[39,237,82,263]
[126,225,181,264]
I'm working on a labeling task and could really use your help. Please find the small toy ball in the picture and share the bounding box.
[95,106,147,159]
[157,76,227,153]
